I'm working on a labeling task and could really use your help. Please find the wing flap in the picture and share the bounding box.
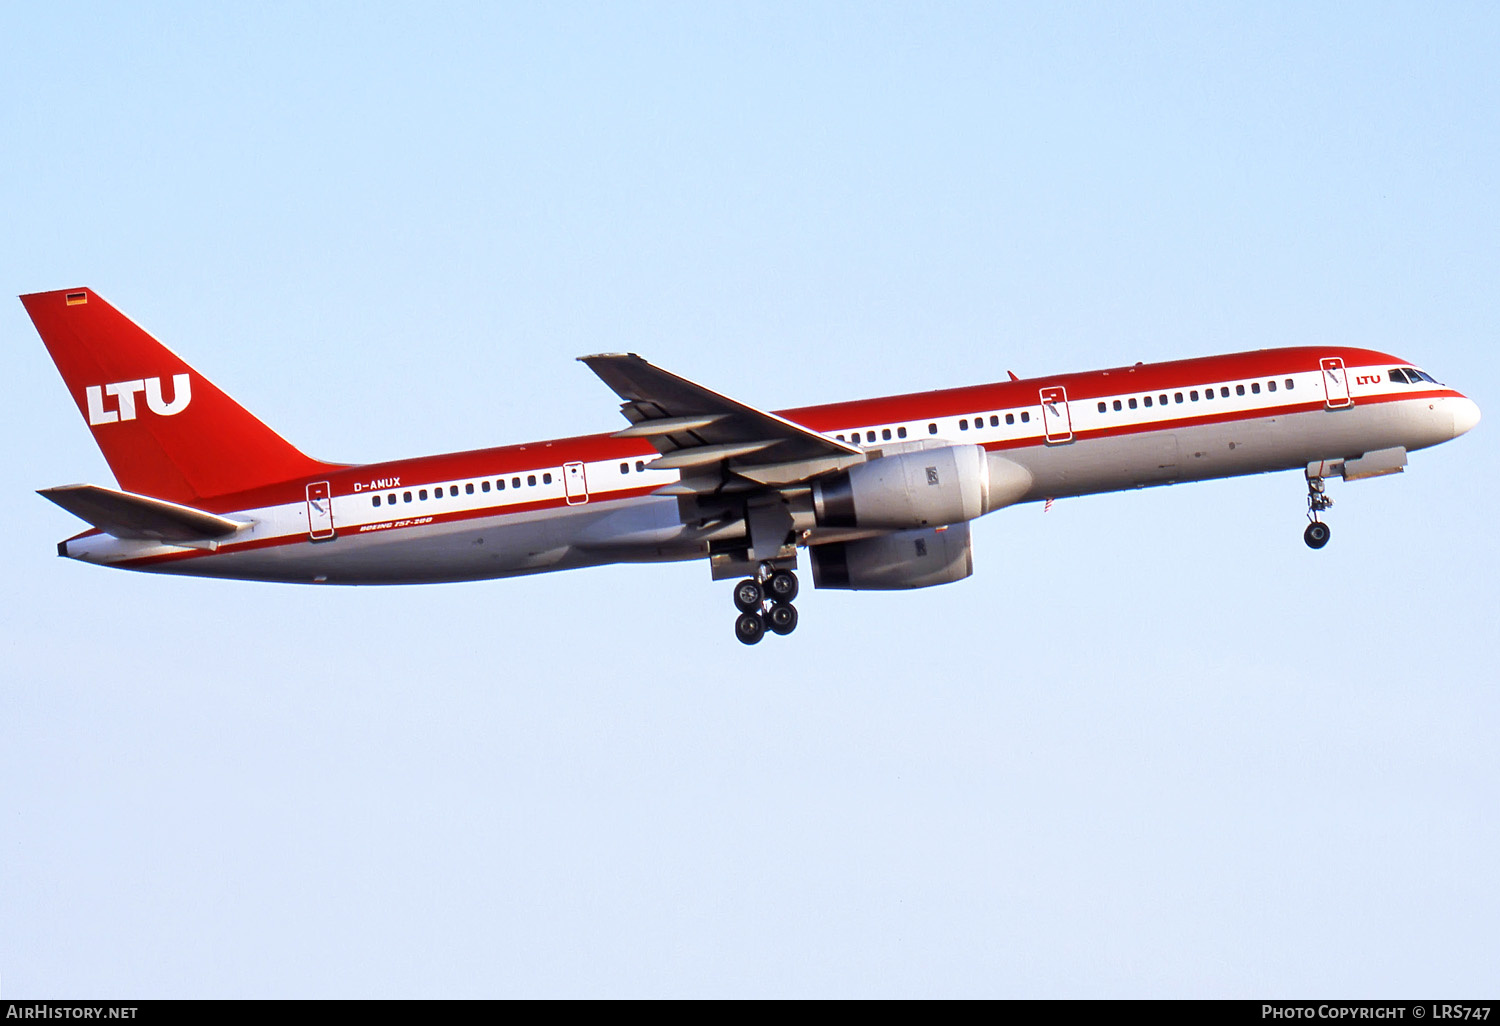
[578,353,862,478]
[40,484,250,542]
[610,414,727,439]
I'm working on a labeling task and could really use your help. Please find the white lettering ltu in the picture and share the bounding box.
[86,374,192,425]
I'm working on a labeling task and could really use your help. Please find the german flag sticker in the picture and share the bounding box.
[65,292,88,306]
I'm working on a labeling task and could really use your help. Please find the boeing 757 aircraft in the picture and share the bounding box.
[23,288,1480,644]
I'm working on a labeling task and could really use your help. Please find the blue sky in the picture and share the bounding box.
[2,1,1496,997]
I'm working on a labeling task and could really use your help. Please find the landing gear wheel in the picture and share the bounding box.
[1304,522,1331,549]
[767,602,799,636]
[735,611,766,645]
[733,578,764,612]
[766,569,799,603]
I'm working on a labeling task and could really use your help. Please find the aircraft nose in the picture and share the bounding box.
[1452,396,1481,438]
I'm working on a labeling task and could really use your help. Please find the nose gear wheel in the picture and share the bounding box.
[1304,474,1334,549]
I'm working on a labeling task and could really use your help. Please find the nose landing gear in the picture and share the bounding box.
[731,564,800,645]
[1304,473,1333,549]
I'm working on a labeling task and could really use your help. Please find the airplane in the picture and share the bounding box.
[23,287,1481,644]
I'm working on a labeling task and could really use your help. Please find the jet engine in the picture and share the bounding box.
[811,443,988,528]
[809,522,972,590]
[811,443,1030,529]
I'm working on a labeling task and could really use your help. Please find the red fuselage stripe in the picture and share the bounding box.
[110,386,1451,570]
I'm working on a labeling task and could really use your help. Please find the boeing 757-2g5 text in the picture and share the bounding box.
[23,288,1481,644]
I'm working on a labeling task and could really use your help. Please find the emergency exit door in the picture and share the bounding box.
[563,461,589,505]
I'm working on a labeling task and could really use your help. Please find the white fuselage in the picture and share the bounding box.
[58,353,1479,585]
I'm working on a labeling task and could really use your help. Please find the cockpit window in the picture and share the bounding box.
[1408,367,1440,384]
[1388,368,1411,384]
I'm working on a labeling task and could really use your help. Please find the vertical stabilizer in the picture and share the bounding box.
[21,288,338,504]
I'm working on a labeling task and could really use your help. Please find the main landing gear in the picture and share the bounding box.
[732,565,800,645]
[1304,473,1333,550]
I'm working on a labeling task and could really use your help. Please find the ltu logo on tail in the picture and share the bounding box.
[86,375,192,425]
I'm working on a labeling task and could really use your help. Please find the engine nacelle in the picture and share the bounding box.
[812,443,991,529]
[809,522,973,591]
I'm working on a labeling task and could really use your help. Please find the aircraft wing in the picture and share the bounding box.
[578,353,865,487]
[39,484,251,542]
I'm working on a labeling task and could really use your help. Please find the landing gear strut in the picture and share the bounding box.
[1304,474,1333,550]
[732,563,800,645]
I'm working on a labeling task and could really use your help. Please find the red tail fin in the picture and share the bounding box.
[22,288,338,504]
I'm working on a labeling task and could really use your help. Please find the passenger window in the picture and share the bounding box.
[419,489,428,500]
[1190,390,1199,401]
[1236,384,1246,396]
[1097,402,1107,413]
[1174,392,1183,403]
[1268,380,1277,392]
[1160,394,1168,405]
[1008,412,1017,423]
[636,461,645,472]
[989,415,999,427]
[1143,396,1152,407]
[1285,378,1295,389]
[498,479,506,490]
[897,426,907,438]
[882,428,891,440]
[466,483,474,494]
[512,477,521,488]
[866,431,876,442]
[1204,389,1213,400]
[620,462,629,473]
[543,473,552,485]
[372,495,381,507]
[403,491,412,502]
[1020,411,1030,423]
[960,419,968,430]
[451,486,460,496]
[835,434,844,442]
[1251,382,1260,394]
[387,493,396,505]
[482,481,490,492]
[1128,398,1138,409]
[928,423,937,434]
[1110,401,1120,412]
[527,475,536,487]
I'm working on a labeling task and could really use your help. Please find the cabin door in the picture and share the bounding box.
[1040,386,1074,443]
[1321,357,1352,409]
[306,481,336,540]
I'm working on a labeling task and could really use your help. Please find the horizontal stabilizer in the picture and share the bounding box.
[40,484,251,542]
